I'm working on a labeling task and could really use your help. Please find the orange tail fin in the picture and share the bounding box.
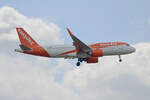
[16,28,39,48]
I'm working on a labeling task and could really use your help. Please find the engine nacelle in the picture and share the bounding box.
[91,49,103,57]
[87,57,98,63]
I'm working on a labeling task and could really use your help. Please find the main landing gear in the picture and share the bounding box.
[76,56,122,66]
[76,58,87,66]
[76,62,80,66]
[119,55,122,62]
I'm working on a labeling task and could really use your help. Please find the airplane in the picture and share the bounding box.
[15,27,136,66]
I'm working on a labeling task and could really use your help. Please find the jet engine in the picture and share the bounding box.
[87,57,98,63]
[88,49,103,57]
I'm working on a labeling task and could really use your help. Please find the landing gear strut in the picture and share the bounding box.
[119,55,122,62]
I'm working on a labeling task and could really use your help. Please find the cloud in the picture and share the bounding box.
[63,42,150,100]
[0,6,150,100]
[0,6,78,100]
[0,6,62,45]
[0,53,80,100]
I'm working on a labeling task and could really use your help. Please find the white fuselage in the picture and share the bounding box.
[43,44,136,58]
[15,27,136,66]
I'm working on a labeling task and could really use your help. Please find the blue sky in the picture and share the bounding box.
[1,0,150,44]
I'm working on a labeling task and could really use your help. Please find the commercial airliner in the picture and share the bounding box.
[15,28,136,66]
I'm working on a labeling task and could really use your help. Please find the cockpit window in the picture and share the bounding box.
[126,44,130,46]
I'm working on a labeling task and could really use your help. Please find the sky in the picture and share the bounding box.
[1,0,150,43]
[0,0,150,100]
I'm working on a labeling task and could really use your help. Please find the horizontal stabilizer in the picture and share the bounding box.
[19,44,32,51]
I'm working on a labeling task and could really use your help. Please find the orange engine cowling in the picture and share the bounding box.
[87,57,98,63]
[91,49,103,57]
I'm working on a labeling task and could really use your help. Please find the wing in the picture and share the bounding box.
[67,28,92,58]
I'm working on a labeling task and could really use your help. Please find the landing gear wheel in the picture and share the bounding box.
[119,59,122,62]
[76,62,80,66]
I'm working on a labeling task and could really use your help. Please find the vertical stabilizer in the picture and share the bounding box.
[16,28,39,48]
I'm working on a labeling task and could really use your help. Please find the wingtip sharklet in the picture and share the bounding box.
[66,28,73,37]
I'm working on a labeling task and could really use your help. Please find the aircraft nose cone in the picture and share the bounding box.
[130,46,136,53]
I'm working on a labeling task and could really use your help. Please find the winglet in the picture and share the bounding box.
[66,27,92,54]
[66,28,73,37]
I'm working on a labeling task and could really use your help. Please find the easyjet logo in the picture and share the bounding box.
[18,29,34,45]
[100,43,117,46]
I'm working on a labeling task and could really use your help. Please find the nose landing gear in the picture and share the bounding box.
[119,55,122,62]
